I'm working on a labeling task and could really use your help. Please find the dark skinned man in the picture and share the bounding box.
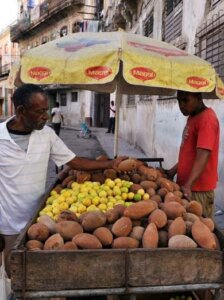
[0,84,125,277]
[167,90,220,218]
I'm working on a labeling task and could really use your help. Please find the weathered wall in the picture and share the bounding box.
[117,0,224,209]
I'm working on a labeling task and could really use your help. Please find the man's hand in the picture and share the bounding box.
[181,184,192,200]
[112,156,128,171]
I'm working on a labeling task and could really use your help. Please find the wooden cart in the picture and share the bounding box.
[10,181,224,300]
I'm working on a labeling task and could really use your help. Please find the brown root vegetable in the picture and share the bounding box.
[81,211,107,232]
[96,155,109,161]
[156,177,174,192]
[146,188,156,197]
[91,172,106,184]
[52,184,63,194]
[57,210,78,223]
[118,159,138,172]
[106,209,120,224]
[187,200,203,217]
[73,233,102,249]
[200,217,215,232]
[185,221,193,236]
[157,188,169,198]
[130,184,142,193]
[168,235,197,249]
[131,173,141,184]
[129,226,145,241]
[76,171,91,183]
[113,204,126,217]
[150,194,162,204]
[60,241,78,250]
[37,215,56,234]
[55,221,83,240]
[192,220,216,250]
[26,240,43,251]
[44,233,64,250]
[142,223,158,248]
[138,165,158,181]
[103,169,117,180]
[112,237,139,249]
[93,227,113,246]
[173,190,183,198]
[27,223,50,242]
[61,175,76,188]
[168,217,186,239]
[161,202,186,219]
[140,180,158,191]
[183,212,199,223]
[148,209,167,229]
[112,217,132,237]
[124,200,157,220]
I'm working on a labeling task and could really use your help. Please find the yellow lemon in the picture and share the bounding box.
[137,189,145,196]
[87,205,98,212]
[98,203,107,211]
[50,190,58,196]
[114,178,122,184]
[45,211,54,219]
[66,197,75,205]
[91,196,99,205]
[52,206,61,215]
[121,192,128,200]
[113,187,121,196]
[57,195,65,203]
[59,202,69,211]
[100,197,108,204]
[69,206,78,213]
[143,193,150,200]
[116,200,125,205]
[106,180,115,188]
[121,187,129,193]
[82,198,92,207]
[77,204,86,214]
[107,201,114,208]
[99,190,107,197]
[127,192,135,200]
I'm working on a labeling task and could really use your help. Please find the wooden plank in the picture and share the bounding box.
[127,248,224,286]
[12,249,126,292]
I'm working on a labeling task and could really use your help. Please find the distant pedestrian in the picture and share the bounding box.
[51,102,64,136]
[106,100,116,134]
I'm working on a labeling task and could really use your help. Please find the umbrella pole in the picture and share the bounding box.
[113,84,121,158]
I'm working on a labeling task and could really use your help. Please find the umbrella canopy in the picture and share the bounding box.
[18,31,224,156]
[20,31,224,98]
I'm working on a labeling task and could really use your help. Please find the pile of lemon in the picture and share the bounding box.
[39,178,150,220]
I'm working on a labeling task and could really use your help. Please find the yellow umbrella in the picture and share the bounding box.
[19,31,224,155]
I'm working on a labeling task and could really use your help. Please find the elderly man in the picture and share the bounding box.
[0,84,124,276]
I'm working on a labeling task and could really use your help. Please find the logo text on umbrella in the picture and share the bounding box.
[85,66,112,80]
[186,76,210,89]
[28,67,51,81]
[130,67,156,82]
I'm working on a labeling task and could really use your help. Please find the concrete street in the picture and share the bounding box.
[47,126,224,230]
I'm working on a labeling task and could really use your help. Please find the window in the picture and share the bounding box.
[144,12,153,38]
[166,0,182,15]
[71,92,78,102]
[60,93,67,106]
[127,95,136,106]
[72,22,80,33]
[41,36,48,44]
[196,11,224,81]
[50,32,57,41]
[163,0,183,42]
[60,26,68,37]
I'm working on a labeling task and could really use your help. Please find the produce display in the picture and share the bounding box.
[26,158,220,251]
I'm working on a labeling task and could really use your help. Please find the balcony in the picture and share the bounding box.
[10,0,84,42]
[0,64,11,77]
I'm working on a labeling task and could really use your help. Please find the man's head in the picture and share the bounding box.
[12,84,49,131]
[55,102,60,107]
[177,90,204,116]
[111,100,114,106]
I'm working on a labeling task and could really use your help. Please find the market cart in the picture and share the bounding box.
[10,178,224,300]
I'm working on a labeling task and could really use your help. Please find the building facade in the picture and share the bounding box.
[10,0,108,127]
[103,0,224,209]
[0,26,20,116]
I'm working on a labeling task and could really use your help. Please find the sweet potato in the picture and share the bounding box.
[60,241,77,250]
[168,217,186,239]
[55,221,83,240]
[44,233,64,250]
[187,200,203,217]
[148,209,167,229]
[168,235,197,249]
[192,220,216,249]
[118,159,138,172]
[112,217,132,237]
[200,217,215,232]
[27,223,50,242]
[104,169,117,180]
[124,200,156,220]
[37,215,56,234]
[140,180,158,191]
[129,226,145,241]
[57,210,78,223]
[26,240,43,251]
[76,171,91,183]
[81,211,107,231]
[142,223,158,248]
[161,202,186,219]
[156,177,174,192]
[106,209,120,224]
[112,237,139,249]
[73,233,102,249]
[93,227,113,246]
